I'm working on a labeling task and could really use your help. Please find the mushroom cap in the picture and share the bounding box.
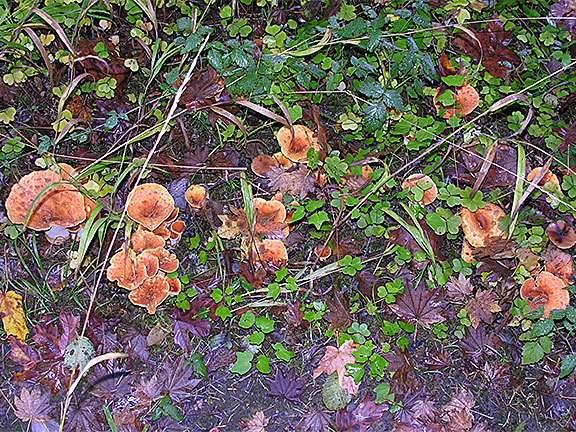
[277,125,320,163]
[166,277,181,294]
[546,221,576,249]
[253,238,288,268]
[402,174,438,205]
[152,209,179,240]
[132,228,166,254]
[128,275,171,314]
[273,152,293,169]
[253,198,287,234]
[145,247,179,273]
[314,244,332,260]
[526,167,559,186]
[185,185,208,210]
[50,163,78,180]
[520,271,570,318]
[461,238,475,264]
[434,84,480,119]
[107,250,148,290]
[136,250,160,277]
[460,203,506,248]
[126,183,175,231]
[251,154,279,178]
[6,170,87,230]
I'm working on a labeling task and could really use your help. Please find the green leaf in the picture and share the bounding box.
[231,351,253,374]
[374,382,395,404]
[309,211,329,230]
[267,282,281,300]
[289,205,306,223]
[382,90,404,111]
[425,212,447,235]
[560,354,576,378]
[231,48,251,67]
[359,78,384,98]
[273,342,296,361]
[255,316,275,333]
[441,75,466,87]
[521,341,544,365]
[256,354,271,373]
[215,305,231,321]
[249,331,265,345]
[530,318,554,337]
[362,103,387,133]
[239,311,256,329]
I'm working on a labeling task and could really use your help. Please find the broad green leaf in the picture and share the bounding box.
[231,351,253,374]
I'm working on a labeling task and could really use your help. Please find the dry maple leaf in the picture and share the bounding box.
[0,290,28,341]
[172,304,211,353]
[324,291,353,331]
[14,387,53,423]
[313,339,359,395]
[465,289,501,328]
[445,274,473,301]
[389,282,445,329]
[441,389,475,432]
[243,410,268,432]
[459,325,501,360]
[266,165,317,199]
[266,368,305,402]
[335,394,388,432]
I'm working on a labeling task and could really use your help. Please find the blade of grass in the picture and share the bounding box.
[507,142,526,239]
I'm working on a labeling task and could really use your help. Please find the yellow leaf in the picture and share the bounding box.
[0,291,28,341]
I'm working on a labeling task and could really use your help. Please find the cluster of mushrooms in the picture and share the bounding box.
[106,183,185,314]
[402,168,573,318]
[5,164,98,243]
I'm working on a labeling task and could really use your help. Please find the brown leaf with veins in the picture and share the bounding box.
[460,325,501,360]
[324,291,353,331]
[300,409,335,432]
[465,289,501,328]
[389,282,445,329]
[441,389,475,432]
[266,165,318,199]
[335,394,388,432]
[243,410,268,432]
[14,387,53,422]
[445,274,473,301]
[313,339,359,395]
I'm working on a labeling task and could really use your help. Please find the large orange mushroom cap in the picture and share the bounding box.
[253,197,287,234]
[136,250,160,278]
[434,84,479,119]
[251,154,280,178]
[126,183,175,231]
[128,275,171,314]
[253,238,288,269]
[277,125,320,163]
[107,250,148,290]
[460,203,506,248]
[520,271,570,318]
[5,170,87,230]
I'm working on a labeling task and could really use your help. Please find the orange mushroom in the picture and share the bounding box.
[546,221,576,250]
[5,170,87,230]
[106,250,148,290]
[314,244,332,261]
[434,84,479,119]
[253,197,287,234]
[132,228,166,254]
[152,208,180,240]
[166,277,182,295]
[253,238,288,269]
[273,152,293,169]
[136,250,160,277]
[185,185,208,212]
[401,174,438,205]
[126,183,175,231]
[526,167,560,187]
[277,125,320,163]
[520,271,570,318]
[461,238,475,264]
[168,220,186,244]
[128,275,171,314]
[145,247,180,273]
[251,155,280,178]
[460,203,506,248]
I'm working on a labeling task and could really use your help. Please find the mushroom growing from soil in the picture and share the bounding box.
[252,238,288,269]
[6,169,87,230]
[251,154,281,178]
[434,84,479,119]
[314,244,332,261]
[277,124,320,163]
[401,174,438,205]
[128,275,171,314]
[253,197,288,237]
[185,184,208,212]
[126,183,175,231]
[526,167,560,187]
[131,228,166,254]
[460,203,506,248]
[545,221,576,250]
[520,271,570,318]
[106,250,148,290]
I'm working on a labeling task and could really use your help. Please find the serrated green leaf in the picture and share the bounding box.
[231,48,251,67]
[362,103,387,133]
[359,79,384,98]
[441,75,466,87]
[522,341,544,365]
[530,318,554,337]
[382,90,404,111]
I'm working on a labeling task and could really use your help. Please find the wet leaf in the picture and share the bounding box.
[389,282,445,329]
[335,394,388,432]
[156,357,201,402]
[299,408,334,432]
[243,410,268,432]
[313,339,359,395]
[0,290,28,341]
[172,304,211,353]
[465,290,502,328]
[266,165,318,199]
[324,291,353,331]
[266,368,305,402]
[460,325,501,360]
[441,389,475,432]
[445,274,473,301]
[14,387,53,422]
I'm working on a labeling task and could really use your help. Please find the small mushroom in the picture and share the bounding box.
[126,183,175,231]
[314,244,332,261]
[460,203,506,248]
[277,125,320,163]
[251,155,280,178]
[434,84,479,119]
[5,170,87,230]
[402,174,438,205]
[128,275,171,314]
[546,221,576,249]
[526,167,559,187]
[153,208,180,240]
[132,228,166,254]
[273,152,293,169]
[520,271,570,318]
[185,185,208,212]
[253,238,288,269]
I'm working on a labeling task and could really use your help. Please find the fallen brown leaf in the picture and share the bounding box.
[313,339,359,395]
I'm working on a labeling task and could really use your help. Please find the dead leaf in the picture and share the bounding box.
[266,368,305,402]
[313,339,359,395]
[266,165,318,199]
[324,291,353,331]
[243,410,268,432]
[465,289,502,328]
[460,325,501,360]
[14,387,53,423]
[0,290,28,341]
[441,389,475,432]
[456,143,519,190]
[299,409,335,432]
[445,274,473,301]
[335,394,388,432]
[172,303,211,353]
[389,282,445,329]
